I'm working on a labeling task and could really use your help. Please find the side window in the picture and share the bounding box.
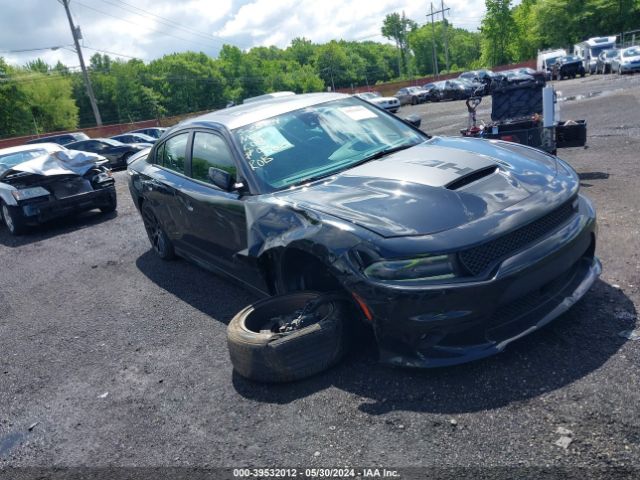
[161,133,188,174]
[191,132,236,185]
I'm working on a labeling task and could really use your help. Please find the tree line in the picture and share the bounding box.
[1,0,637,137]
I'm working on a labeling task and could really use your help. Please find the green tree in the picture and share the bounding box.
[314,41,351,90]
[381,12,417,76]
[480,0,516,66]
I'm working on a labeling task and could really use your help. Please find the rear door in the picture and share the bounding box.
[140,131,191,246]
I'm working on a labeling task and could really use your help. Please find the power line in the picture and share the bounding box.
[97,0,224,45]
[73,1,217,51]
[82,45,140,60]
[0,45,73,54]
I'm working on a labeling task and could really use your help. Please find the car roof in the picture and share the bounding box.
[0,143,63,156]
[178,92,348,130]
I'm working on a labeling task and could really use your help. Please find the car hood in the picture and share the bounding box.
[623,55,640,62]
[373,96,399,103]
[274,137,563,238]
[0,149,105,180]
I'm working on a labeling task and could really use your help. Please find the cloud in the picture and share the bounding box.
[2,0,487,67]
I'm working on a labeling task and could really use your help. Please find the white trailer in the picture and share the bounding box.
[573,36,617,74]
[537,49,567,77]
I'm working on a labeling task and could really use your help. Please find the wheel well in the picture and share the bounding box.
[276,248,343,294]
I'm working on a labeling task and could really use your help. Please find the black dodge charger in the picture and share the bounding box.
[127,93,600,367]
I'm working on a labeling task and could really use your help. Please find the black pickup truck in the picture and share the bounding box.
[552,55,586,80]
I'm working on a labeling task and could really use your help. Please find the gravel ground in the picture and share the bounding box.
[0,74,639,474]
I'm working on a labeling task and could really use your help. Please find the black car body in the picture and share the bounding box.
[26,132,89,146]
[422,83,443,102]
[441,80,469,100]
[111,133,158,145]
[554,56,586,79]
[458,71,490,95]
[127,93,600,368]
[0,144,116,234]
[66,138,150,169]
[127,127,167,139]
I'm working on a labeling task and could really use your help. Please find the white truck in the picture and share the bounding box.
[537,49,567,78]
[573,36,617,74]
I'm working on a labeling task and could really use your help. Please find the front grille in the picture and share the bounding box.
[459,200,576,276]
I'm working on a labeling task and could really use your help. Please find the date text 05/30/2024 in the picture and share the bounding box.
[233,468,400,478]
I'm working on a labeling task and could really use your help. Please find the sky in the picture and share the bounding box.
[1,0,489,68]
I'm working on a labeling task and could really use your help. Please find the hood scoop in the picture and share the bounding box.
[446,165,498,190]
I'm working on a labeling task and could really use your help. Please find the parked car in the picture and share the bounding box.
[127,92,599,368]
[394,86,427,105]
[111,133,158,145]
[354,92,400,113]
[552,55,586,79]
[0,143,116,235]
[596,48,619,74]
[441,80,469,100]
[66,138,150,169]
[25,132,89,146]
[501,69,535,84]
[458,71,490,95]
[611,46,640,74]
[457,78,484,97]
[421,83,443,102]
[537,49,567,77]
[127,127,167,139]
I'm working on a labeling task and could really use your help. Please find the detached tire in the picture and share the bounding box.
[227,292,350,383]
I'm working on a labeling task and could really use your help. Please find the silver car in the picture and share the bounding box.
[354,92,400,113]
[612,46,640,74]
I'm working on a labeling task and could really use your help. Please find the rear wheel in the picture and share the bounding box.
[141,202,174,260]
[1,202,27,235]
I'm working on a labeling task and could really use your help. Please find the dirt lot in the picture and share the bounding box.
[1,74,639,473]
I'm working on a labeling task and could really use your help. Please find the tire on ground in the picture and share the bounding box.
[227,292,351,383]
[100,189,117,213]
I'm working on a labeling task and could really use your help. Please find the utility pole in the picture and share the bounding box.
[441,0,450,72]
[429,3,438,78]
[61,0,102,126]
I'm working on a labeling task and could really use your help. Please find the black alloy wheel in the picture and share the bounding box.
[141,203,174,260]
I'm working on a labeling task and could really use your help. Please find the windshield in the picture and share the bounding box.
[233,97,426,191]
[605,49,618,58]
[357,93,377,100]
[0,149,48,174]
[546,56,560,66]
[591,45,613,57]
[624,48,640,57]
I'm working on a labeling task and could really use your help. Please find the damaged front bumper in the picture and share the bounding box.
[349,195,599,368]
[18,186,116,224]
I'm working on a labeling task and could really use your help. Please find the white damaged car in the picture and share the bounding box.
[354,91,401,113]
[0,143,116,235]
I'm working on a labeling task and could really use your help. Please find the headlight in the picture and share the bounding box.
[11,186,49,201]
[363,254,456,282]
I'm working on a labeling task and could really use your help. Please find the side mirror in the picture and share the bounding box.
[403,114,421,128]
[208,167,234,191]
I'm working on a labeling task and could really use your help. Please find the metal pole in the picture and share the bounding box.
[62,0,102,126]
[441,0,449,72]
[430,2,439,78]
